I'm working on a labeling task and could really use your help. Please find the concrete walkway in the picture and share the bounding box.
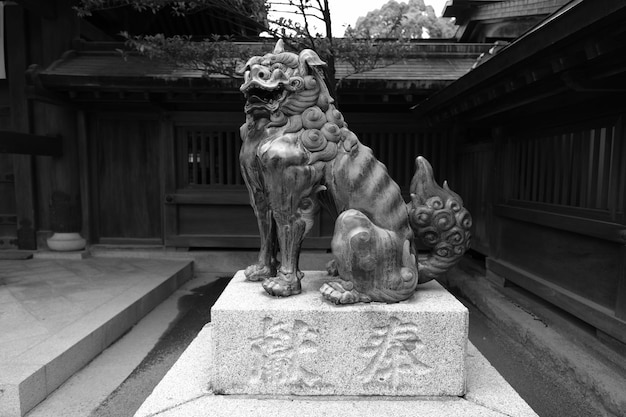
[0,255,192,416]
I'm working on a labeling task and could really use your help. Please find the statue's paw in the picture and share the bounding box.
[262,273,302,297]
[244,263,275,282]
[320,280,371,305]
[326,259,339,276]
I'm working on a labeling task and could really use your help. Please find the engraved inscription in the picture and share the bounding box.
[358,317,431,388]
[248,317,322,387]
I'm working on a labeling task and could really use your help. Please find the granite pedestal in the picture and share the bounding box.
[211,270,468,397]
[134,270,538,417]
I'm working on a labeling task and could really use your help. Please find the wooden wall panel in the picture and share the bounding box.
[457,142,494,255]
[91,115,162,240]
[497,217,619,309]
[32,102,80,232]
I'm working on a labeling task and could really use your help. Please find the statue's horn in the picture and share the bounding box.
[273,39,285,54]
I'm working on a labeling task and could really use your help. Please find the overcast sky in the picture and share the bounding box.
[268,0,449,37]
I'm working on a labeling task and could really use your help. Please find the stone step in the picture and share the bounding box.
[0,257,193,416]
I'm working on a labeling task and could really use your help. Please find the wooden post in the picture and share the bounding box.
[77,110,91,243]
[161,114,176,247]
[6,3,37,249]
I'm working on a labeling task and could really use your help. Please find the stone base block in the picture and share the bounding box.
[134,323,539,417]
[210,270,468,397]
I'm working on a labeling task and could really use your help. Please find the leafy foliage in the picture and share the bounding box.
[346,0,456,39]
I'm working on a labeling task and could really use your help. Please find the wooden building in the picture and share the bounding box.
[0,0,491,251]
[416,0,626,346]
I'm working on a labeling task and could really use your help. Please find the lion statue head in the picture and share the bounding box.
[240,40,335,121]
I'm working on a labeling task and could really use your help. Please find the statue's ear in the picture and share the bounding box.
[273,39,285,54]
[298,49,326,75]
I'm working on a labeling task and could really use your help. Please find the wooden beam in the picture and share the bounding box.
[0,130,62,156]
[495,204,626,244]
[488,258,626,345]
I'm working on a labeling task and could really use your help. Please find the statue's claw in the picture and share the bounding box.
[244,263,275,282]
[262,271,302,297]
[326,259,339,276]
[320,280,371,304]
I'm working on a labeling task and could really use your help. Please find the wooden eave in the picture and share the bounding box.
[28,42,492,106]
[413,0,626,125]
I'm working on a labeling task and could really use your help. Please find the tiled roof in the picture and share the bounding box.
[34,43,490,93]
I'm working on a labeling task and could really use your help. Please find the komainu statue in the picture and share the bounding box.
[239,40,471,304]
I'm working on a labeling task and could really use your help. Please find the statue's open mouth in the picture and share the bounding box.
[243,84,287,115]
[247,86,283,103]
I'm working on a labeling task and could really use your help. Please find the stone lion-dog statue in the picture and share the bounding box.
[239,40,471,304]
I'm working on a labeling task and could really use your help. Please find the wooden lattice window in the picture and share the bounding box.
[177,127,244,187]
[505,117,626,221]
[175,125,450,192]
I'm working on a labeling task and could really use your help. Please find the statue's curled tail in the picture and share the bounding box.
[408,156,472,284]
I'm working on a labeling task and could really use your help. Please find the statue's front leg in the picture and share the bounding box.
[244,200,278,282]
[262,211,306,296]
[242,169,279,282]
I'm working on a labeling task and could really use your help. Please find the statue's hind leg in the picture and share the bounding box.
[320,209,418,304]
[320,209,378,304]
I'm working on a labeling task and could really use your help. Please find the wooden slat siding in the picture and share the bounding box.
[404,132,412,186]
[210,131,217,184]
[191,131,198,184]
[579,128,590,208]
[219,131,227,184]
[506,119,623,222]
[553,134,561,204]
[601,127,613,212]
[235,131,244,185]
[587,128,600,208]
[596,127,606,209]
[569,131,580,207]
[607,120,621,222]
[226,131,234,185]
[557,134,565,205]
[200,131,207,185]
[530,139,540,201]
[616,117,626,219]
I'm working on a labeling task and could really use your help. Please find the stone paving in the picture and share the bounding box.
[0,256,193,417]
